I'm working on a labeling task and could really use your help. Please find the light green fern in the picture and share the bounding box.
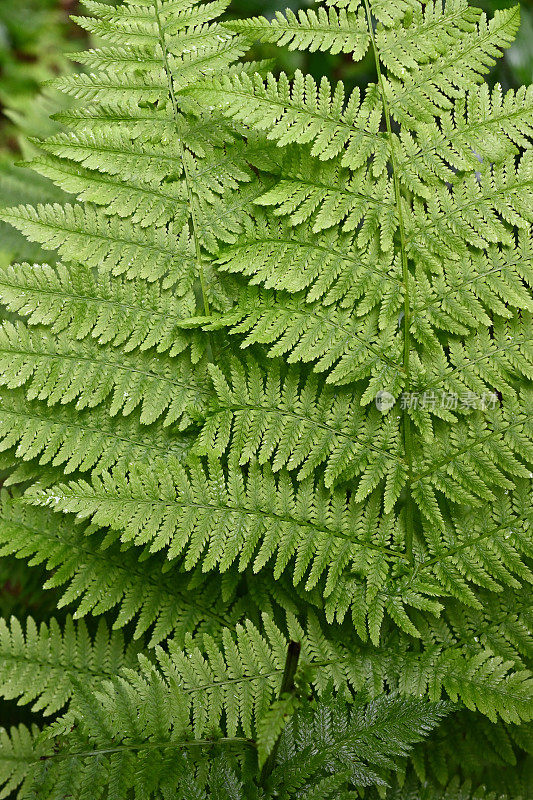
[0,0,531,796]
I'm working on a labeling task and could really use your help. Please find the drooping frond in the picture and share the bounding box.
[0,494,244,647]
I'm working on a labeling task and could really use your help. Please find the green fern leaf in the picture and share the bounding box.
[0,615,138,716]
[228,6,370,59]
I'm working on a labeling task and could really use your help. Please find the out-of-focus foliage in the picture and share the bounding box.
[0,0,75,152]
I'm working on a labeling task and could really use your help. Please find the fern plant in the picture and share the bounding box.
[0,0,531,797]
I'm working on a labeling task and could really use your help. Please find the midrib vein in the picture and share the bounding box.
[363,0,415,563]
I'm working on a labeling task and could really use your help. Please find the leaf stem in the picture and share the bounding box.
[153,0,211,318]
[259,640,301,784]
[363,0,415,563]
[40,737,254,762]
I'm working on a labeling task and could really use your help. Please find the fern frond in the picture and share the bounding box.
[208,285,405,390]
[25,455,409,589]
[228,6,370,59]
[0,261,204,359]
[383,775,515,800]
[22,677,447,799]
[411,234,533,335]
[0,321,207,428]
[0,615,138,716]
[384,4,520,127]
[398,83,533,190]
[195,69,389,171]
[273,691,449,791]
[0,724,44,800]
[0,204,196,291]
[145,613,533,733]
[0,388,190,475]
[0,493,243,648]
[406,155,533,262]
[214,208,399,303]
[197,357,405,491]
[255,147,397,244]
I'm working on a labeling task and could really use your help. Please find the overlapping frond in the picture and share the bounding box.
[20,674,447,800]
[0,260,204,358]
[24,455,407,590]
[197,357,405,492]
[195,69,388,171]
[0,321,207,427]
[0,0,531,793]
[0,494,242,647]
[383,3,520,128]
[0,615,138,716]
[0,724,44,800]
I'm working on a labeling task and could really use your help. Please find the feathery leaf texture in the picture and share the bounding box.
[0,615,138,716]
[0,725,44,800]
[0,320,207,428]
[0,0,531,794]
[0,494,243,647]
[227,6,370,59]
